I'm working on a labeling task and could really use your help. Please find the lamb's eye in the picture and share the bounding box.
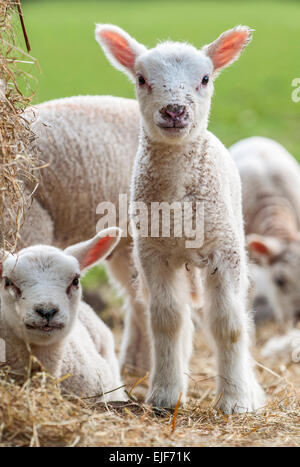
[138,75,146,86]
[201,75,209,86]
[4,277,13,287]
[4,277,21,297]
[274,276,286,289]
[67,275,80,295]
[72,277,79,287]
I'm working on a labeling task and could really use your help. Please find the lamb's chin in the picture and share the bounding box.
[155,126,190,143]
[26,323,64,332]
[24,324,65,344]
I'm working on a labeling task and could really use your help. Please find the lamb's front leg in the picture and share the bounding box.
[206,249,265,414]
[138,249,193,408]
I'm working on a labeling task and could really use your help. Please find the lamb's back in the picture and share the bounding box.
[230,136,300,233]
[26,96,140,247]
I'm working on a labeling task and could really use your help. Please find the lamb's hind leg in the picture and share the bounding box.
[205,248,265,414]
[138,248,193,408]
[105,238,152,373]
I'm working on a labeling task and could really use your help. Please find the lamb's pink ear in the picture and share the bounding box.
[203,26,252,75]
[95,24,146,80]
[247,234,283,264]
[64,228,122,272]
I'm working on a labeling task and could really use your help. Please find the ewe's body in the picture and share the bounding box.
[20,96,151,371]
[24,96,139,248]
[0,229,126,401]
[230,137,300,325]
[97,24,264,412]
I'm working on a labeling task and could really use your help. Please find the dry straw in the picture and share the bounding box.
[0,325,299,447]
[0,0,38,254]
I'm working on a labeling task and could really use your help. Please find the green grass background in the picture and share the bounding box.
[20,0,300,286]
[22,0,300,157]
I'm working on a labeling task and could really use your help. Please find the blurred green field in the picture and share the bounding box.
[22,0,300,157]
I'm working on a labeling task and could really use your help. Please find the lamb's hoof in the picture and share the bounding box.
[216,382,265,414]
[146,385,185,409]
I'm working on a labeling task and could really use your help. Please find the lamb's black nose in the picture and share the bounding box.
[35,307,58,321]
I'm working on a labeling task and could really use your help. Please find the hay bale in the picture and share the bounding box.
[0,0,38,253]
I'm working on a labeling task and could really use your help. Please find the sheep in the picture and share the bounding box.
[230,136,300,327]
[18,95,153,373]
[96,24,265,412]
[0,227,126,401]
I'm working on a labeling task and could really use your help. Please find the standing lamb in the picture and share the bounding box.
[230,136,300,326]
[0,227,126,401]
[96,24,265,412]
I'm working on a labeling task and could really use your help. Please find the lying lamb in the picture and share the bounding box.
[0,227,126,401]
[96,24,265,412]
[230,137,300,327]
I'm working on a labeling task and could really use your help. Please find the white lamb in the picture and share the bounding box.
[96,24,265,412]
[230,137,300,327]
[0,227,126,401]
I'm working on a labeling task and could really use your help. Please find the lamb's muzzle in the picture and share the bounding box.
[159,104,189,130]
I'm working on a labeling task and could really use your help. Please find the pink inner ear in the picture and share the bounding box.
[81,235,112,269]
[212,30,249,70]
[248,241,269,256]
[100,30,136,71]
[0,263,2,277]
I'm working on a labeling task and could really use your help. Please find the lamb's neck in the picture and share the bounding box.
[139,135,205,171]
[251,195,298,241]
[140,127,207,161]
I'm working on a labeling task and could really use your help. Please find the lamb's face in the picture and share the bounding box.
[0,246,81,346]
[96,24,252,144]
[268,241,300,325]
[248,236,300,325]
[135,43,214,143]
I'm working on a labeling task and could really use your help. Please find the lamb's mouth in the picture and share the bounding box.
[26,323,64,333]
[157,122,189,135]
